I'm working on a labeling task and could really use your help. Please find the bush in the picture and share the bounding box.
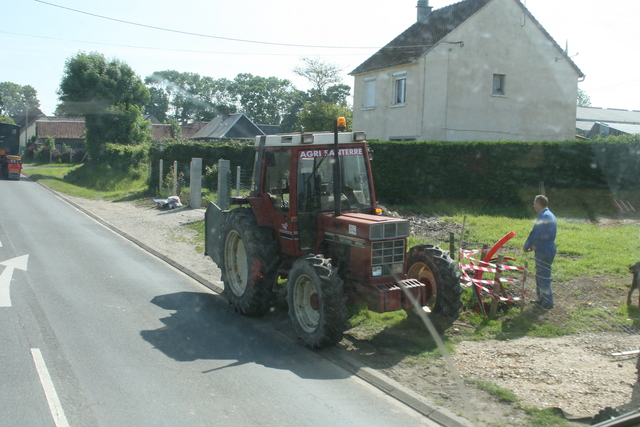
[102,142,150,171]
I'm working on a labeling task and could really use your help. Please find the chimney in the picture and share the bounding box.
[417,0,432,21]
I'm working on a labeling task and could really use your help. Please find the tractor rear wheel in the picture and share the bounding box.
[220,208,278,316]
[406,244,462,332]
[286,255,347,349]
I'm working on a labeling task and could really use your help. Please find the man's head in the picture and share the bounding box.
[534,195,548,213]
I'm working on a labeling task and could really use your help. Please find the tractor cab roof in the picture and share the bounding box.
[256,131,366,147]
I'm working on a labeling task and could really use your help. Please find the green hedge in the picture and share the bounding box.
[143,135,640,202]
[369,135,640,205]
[103,142,150,171]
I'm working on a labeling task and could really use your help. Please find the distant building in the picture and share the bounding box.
[576,106,640,138]
[181,121,208,139]
[35,118,175,149]
[11,107,46,151]
[191,112,268,142]
[36,118,86,149]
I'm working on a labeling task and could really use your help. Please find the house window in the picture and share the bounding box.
[364,77,376,109]
[492,74,506,96]
[393,71,406,106]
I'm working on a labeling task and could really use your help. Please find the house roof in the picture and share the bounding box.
[350,0,584,78]
[181,121,208,139]
[36,120,174,141]
[587,122,640,137]
[191,113,265,140]
[36,120,86,139]
[577,106,640,124]
[151,123,174,141]
[602,122,640,134]
[256,124,281,135]
[12,108,46,128]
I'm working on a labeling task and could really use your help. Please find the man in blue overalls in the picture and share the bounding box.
[524,195,557,309]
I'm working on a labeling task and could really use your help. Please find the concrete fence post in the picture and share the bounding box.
[173,160,178,195]
[217,159,230,210]
[190,158,202,209]
[236,166,241,196]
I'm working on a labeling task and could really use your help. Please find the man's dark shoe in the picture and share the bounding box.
[532,300,553,310]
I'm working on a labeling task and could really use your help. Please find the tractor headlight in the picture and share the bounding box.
[353,131,366,142]
[372,266,382,277]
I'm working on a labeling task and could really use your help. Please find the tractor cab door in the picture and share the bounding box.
[296,156,322,251]
[262,149,296,254]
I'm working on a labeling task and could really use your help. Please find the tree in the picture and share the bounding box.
[577,88,592,107]
[324,84,351,106]
[0,82,40,117]
[293,58,342,99]
[145,71,233,123]
[293,58,352,132]
[146,87,170,122]
[297,101,352,132]
[229,73,298,125]
[57,52,151,160]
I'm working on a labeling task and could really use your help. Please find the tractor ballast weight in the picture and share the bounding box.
[205,119,462,348]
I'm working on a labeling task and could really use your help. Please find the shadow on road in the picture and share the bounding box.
[140,291,351,380]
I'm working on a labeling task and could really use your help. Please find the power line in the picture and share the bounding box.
[588,80,640,94]
[35,0,381,50]
[0,30,371,57]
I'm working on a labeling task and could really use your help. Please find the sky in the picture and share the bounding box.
[2,0,640,116]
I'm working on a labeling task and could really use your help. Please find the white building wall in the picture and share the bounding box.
[352,0,579,142]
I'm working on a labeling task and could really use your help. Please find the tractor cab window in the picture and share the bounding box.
[296,147,372,214]
[264,149,290,212]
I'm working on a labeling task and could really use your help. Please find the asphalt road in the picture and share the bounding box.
[0,176,436,426]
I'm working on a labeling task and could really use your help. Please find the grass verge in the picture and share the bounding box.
[24,163,150,201]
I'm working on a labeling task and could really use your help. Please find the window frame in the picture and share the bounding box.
[392,71,407,106]
[363,77,376,110]
[492,74,506,96]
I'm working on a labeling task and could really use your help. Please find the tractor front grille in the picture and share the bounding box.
[371,239,405,277]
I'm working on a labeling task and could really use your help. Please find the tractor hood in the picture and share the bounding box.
[319,212,410,242]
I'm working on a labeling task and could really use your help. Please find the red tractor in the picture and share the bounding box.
[0,151,22,180]
[205,119,462,348]
[0,123,22,180]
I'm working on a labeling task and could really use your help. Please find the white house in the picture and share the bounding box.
[350,0,584,142]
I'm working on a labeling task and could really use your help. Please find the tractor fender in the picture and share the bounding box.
[205,201,228,266]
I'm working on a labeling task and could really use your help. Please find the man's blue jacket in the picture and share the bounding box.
[524,208,557,258]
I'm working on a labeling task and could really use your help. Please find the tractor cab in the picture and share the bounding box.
[249,129,378,255]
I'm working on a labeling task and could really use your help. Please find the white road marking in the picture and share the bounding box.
[31,348,70,427]
[0,254,29,307]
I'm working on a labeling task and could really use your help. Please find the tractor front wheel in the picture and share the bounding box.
[406,244,462,332]
[286,255,347,349]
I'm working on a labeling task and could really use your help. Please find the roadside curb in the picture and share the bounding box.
[320,347,473,427]
[31,178,474,427]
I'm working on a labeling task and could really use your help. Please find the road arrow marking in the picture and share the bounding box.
[0,254,29,308]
